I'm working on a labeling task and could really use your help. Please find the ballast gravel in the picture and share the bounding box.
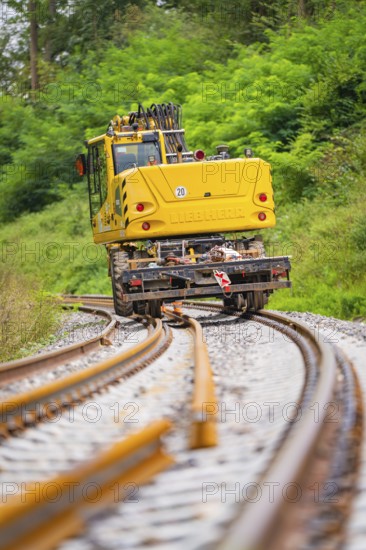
[281,311,366,550]
[55,308,305,550]
[2,306,364,549]
[0,311,147,400]
[0,307,306,549]
[36,311,110,354]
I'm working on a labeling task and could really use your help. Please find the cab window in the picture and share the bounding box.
[87,142,107,218]
[113,142,161,175]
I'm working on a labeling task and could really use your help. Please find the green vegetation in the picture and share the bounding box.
[267,122,366,318]
[268,194,366,318]
[0,267,61,362]
[0,0,365,325]
[0,186,110,295]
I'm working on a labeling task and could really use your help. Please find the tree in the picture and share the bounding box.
[29,0,39,90]
[45,0,56,62]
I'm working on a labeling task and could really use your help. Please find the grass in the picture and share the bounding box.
[0,268,62,362]
[265,195,366,319]
[0,184,111,296]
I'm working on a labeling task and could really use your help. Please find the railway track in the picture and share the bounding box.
[0,311,170,436]
[0,305,116,386]
[182,301,363,549]
[0,296,362,550]
[61,294,114,309]
[0,296,218,549]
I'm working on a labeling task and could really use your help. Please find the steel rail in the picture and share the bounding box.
[0,317,167,437]
[61,295,114,308]
[0,419,173,550]
[164,307,218,449]
[183,300,234,312]
[0,306,116,386]
[217,310,337,550]
[181,300,340,550]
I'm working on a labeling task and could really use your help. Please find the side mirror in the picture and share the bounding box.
[75,153,86,176]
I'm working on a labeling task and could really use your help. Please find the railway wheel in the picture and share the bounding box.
[148,300,162,318]
[234,293,246,310]
[132,250,149,315]
[223,297,233,308]
[133,301,147,315]
[246,292,254,311]
[253,291,265,311]
[110,248,133,317]
[223,294,246,311]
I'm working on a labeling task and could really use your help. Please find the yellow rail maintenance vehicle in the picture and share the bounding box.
[76,102,291,318]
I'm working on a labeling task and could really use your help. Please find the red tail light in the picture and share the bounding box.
[136,203,144,212]
[258,212,266,221]
[194,149,205,161]
[142,222,150,231]
[130,278,142,286]
[259,193,267,202]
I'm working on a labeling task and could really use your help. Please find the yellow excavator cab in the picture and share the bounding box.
[81,102,275,245]
[78,103,289,319]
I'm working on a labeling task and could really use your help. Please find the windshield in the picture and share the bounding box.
[113,142,161,174]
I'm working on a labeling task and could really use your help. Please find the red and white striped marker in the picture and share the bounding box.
[213,270,231,290]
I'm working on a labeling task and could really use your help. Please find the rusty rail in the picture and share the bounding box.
[164,306,218,449]
[217,310,336,550]
[0,420,173,550]
[0,317,166,437]
[61,295,114,308]
[0,306,116,386]
[181,301,342,550]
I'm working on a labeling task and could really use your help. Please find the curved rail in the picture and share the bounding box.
[0,306,116,386]
[181,300,361,550]
[0,316,169,437]
[164,306,217,449]
[0,296,176,549]
[218,309,336,550]
[61,294,114,308]
[0,420,174,550]
[1,296,360,549]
